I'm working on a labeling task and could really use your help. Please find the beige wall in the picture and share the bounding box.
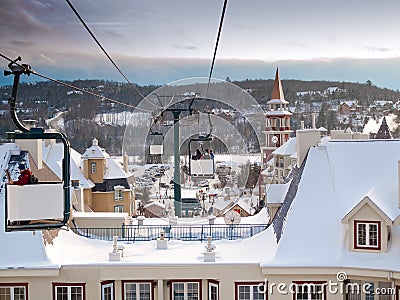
[92,190,131,214]
[2,265,400,300]
[16,139,43,169]
[346,203,390,253]
[296,130,321,167]
[83,158,105,183]
[72,213,129,228]
[267,204,281,223]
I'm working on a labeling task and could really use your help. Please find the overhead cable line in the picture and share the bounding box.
[65,0,163,109]
[0,53,153,113]
[206,0,228,96]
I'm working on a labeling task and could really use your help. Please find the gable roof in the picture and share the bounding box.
[265,139,400,269]
[342,195,392,224]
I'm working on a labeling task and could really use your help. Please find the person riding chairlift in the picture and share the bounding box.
[7,162,32,185]
[192,148,203,160]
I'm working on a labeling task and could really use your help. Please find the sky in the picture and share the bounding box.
[1,0,400,90]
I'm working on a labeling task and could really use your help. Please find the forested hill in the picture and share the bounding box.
[232,78,400,105]
[1,78,399,154]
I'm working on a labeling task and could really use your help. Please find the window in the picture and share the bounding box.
[354,221,381,250]
[114,189,123,201]
[293,282,326,300]
[91,162,97,174]
[0,283,27,300]
[377,281,393,300]
[102,281,114,300]
[123,281,152,300]
[114,205,124,213]
[170,281,201,300]
[53,283,85,300]
[235,282,266,300]
[345,280,361,300]
[208,280,219,300]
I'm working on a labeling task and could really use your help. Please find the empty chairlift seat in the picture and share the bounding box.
[7,183,65,222]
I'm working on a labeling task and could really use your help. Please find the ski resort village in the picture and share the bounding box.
[2,64,400,300]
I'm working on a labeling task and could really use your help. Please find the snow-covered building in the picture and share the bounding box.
[3,119,400,299]
[81,138,135,214]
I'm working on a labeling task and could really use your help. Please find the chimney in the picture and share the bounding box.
[123,153,129,173]
[16,139,43,169]
[300,121,305,130]
[296,129,321,167]
[312,112,317,129]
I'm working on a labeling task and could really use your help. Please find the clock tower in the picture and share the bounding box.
[262,68,292,168]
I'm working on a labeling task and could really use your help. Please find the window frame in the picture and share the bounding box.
[354,220,381,250]
[0,283,28,300]
[90,162,97,174]
[208,280,219,300]
[52,282,86,300]
[101,280,114,300]
[114,205,124,213]
[235,281,267,300]
[114,188,124,201]
[169,280,202,300]
[121,280,154,300]
[292,281,326,300]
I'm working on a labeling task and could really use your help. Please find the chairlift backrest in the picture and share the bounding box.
[5,130,71,232]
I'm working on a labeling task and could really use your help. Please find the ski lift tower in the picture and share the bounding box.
[165,102,193,217]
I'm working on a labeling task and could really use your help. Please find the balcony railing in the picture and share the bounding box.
[70,224,269,242]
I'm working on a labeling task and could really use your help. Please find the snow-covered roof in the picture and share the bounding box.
[81,138,109,159]
[265,139,400,269]
[273,137,296,156]
[42,143,94,189]
[144,201,166,209]
[266,183,290,204]
[265,110,292,117]
[267,99,289,105]
[104,157,132,180]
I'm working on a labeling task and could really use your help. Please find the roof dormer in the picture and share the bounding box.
[342,196,392,253]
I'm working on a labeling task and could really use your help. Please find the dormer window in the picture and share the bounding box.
[354,221,381,250]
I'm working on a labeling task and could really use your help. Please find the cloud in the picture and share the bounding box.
[11,40,35,47]
[174,44,197,50]
[365,46,390,52]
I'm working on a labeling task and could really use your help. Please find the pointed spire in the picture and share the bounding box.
[375,117,392,139]
[271,68,285,100]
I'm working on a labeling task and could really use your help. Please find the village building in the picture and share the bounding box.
[2,118,400,299]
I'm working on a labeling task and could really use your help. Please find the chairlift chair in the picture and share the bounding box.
[3,57,71,232]
[149,131,164,156]
[188,135,215,179]
[5,129,71,232]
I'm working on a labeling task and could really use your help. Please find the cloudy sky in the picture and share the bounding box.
[1,0,400,89]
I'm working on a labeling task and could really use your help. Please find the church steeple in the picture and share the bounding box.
[271,68,285,100]
[375,117,392,139]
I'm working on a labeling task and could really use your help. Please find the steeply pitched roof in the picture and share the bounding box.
[270,68,285,101]
[266,140,400,269]
[375,116,392,139]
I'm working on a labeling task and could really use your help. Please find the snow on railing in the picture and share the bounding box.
[70,223,269,242]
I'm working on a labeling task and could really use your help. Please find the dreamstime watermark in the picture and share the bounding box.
[256,271,396,296]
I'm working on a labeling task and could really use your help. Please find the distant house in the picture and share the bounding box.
[338,100,360,114]
[324,86,347,94]
[143,201,166,218]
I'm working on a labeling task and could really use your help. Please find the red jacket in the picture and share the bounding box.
[13,169,32,186]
